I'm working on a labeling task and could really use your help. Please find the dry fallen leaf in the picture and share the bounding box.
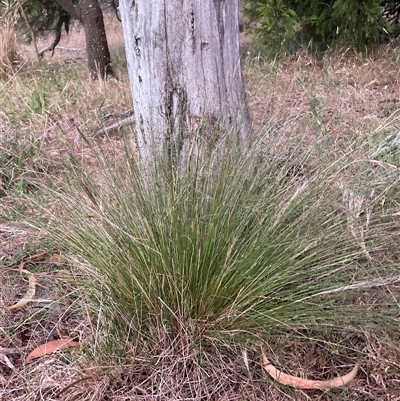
[17,261,25,275]
[18,251,50,275]
[4,275,37,311]
[47,253,64,265]
[262,348,359,390]
[25,338,81,363]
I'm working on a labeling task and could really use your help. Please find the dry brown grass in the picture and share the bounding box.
[244,43,400,147]
[1,13,400,401]
[0,14,19,80]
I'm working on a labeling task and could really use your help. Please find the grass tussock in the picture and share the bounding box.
[0,14,19,80]
[24,126,400,399]
[2,25,400,397]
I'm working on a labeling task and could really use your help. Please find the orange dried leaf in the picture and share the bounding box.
[25,338,80,362]
[47,254,64,265]
[28,251,50,261]
[18,251,50,275]
[4,275,37,311]
[17,261,26,275]
[262,348,358,390]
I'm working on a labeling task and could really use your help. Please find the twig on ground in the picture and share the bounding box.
[96,109,135,135]
[56,47,83,51]
[95,116,136,136]
[101,108,134,120]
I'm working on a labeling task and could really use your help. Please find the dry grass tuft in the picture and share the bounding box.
[0,15,19,80]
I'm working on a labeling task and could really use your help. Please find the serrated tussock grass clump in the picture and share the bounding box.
[32,128,399,392]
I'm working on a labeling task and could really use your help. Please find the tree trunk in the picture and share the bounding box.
[119,0,250,165]
[55,0,114,79]
[79,0,113,79]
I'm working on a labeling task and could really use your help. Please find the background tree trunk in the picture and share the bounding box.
[79,0,113,79]
[55,0,113,79]
[119,0,250,164]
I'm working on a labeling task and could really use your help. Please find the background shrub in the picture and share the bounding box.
[242,0,395,53]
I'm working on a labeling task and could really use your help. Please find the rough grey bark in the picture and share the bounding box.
[119,0,250,164]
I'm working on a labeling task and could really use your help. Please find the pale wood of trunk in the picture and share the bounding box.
[119,0,249,164]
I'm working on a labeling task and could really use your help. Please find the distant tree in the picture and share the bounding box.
[55,0,114,79]
[18,0,71,59]
[1,0,114,79]
[242,0,397,51]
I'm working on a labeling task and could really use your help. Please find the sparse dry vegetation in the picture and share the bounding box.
[0,13,19,80]
[1,13,400,401]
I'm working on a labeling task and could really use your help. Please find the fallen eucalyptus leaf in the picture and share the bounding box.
[4,275,37,311]
[262,348,359,390]
[26,338,80,363]
[18,251,49,275]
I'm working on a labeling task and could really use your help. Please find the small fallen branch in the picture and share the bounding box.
[96,109,135,136]
[262,348,359,390]
[95,116,136,136]
[54,46,82,51]
[101,108,134,120]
